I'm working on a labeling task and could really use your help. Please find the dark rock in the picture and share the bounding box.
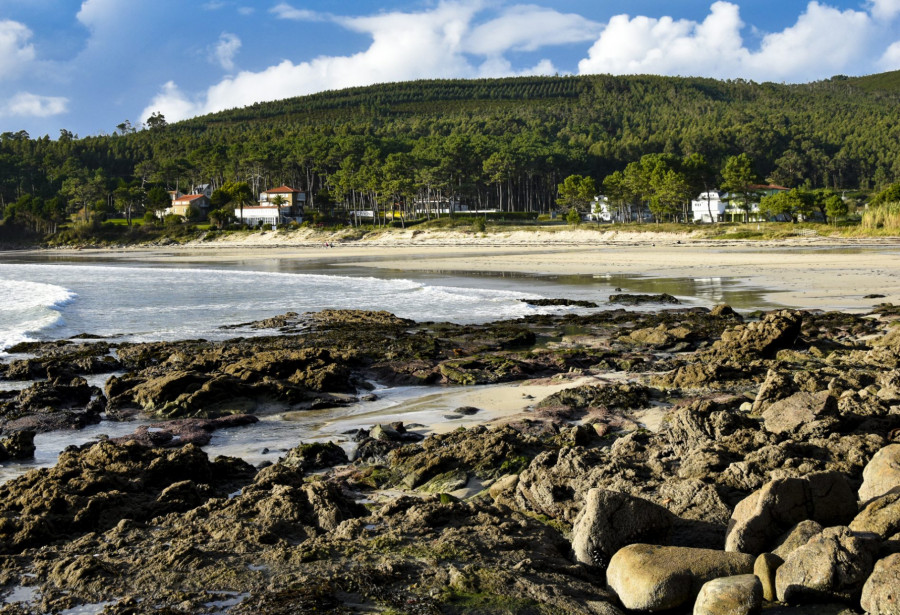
[608,293,680,305]
[520,298,600,308]
[282,441,349,471]
[108,414,259,448]
[0,430,35,460]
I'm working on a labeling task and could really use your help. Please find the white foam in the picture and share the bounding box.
[0,279,76,351]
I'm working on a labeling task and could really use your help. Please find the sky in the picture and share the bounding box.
[1,0,898,138]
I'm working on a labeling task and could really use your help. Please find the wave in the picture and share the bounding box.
[0,279,77,351]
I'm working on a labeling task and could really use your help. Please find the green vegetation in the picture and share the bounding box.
[1,72,899,243]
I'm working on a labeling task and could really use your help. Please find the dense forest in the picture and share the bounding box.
[1,70,899,232]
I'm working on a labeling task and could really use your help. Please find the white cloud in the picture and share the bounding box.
[880,40,900,69]
[140,81,198,125]
[578,1,873,82]
[1,92,68,117]
[143,1,482,122]
[869,0,900,20]
[466,5,601,55]
[211,32,241,71]
[270,3,329,21]
[0,20,36,80]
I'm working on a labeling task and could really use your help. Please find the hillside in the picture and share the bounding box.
[842,69,900,93]
[1,72,899,232]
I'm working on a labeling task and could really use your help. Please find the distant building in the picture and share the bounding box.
[235,185,305,226]
[192,184,213,198]
[412,198,468,216]
[168,193,211,219]
[691,185,789,222]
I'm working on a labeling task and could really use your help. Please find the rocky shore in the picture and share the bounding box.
[0,301,899,614]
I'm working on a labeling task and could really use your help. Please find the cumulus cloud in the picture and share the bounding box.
[578,1,873,82]
[211,32,241,71]
[0,20,36,80]
[1,92,68,117]
[143,1,483,122]
[869,0,900,20]
[466,4,600,54]
[880,40,900,68]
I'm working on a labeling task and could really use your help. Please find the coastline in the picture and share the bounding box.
[20,228,900,312]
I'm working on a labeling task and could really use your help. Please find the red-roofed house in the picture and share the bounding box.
[235,185,305,226]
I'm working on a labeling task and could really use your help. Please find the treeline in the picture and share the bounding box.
[1,72,899,231]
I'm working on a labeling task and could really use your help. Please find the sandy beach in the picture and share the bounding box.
[39,226,900,312]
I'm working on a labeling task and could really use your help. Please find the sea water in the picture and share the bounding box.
[0,262,575,352]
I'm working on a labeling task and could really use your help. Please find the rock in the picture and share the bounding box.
[850,488,900,539]
[861,553,900,615]
[725,472,857,555]
[772,521,824,559]
[751,369,795,415]
[754,553,784,602]
[693,574,762,615]
[761,391,838,437]
[454,406,480,415]
[520,298,600,308]
[608,293,681,306]
[571,489,674,567]
[775,526,879,604]
[859,444,900,502]
[710,304,742,320]
[0,430,35,460]
[488,474,519,500]
[712,310,802,362]
[108,415,259,448]
[606,544,754,611]
[282,441,349,471]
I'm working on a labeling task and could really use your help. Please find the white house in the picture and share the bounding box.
[691,191,727,223]
[234,185,305,226]
[691,185,789,223]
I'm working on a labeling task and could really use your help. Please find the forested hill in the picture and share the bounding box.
[2,72,900,229]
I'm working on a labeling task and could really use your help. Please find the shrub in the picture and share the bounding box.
[473,217,486,232]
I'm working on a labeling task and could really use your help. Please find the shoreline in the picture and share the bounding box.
[12,230,900,312]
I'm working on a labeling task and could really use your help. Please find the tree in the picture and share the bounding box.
[113,185,142,226]
[145,112,167,130]
[208,208,235,229]
[566,207,581,225]
[223,181,254,225]
[556,174,597,213]
[721,154,757,222]
[824,193,847,224]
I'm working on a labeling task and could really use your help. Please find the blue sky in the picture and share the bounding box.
[1,0,898,138]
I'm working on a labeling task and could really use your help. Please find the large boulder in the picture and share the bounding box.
[711,310,802,362]
[775,526,879,604]
[761,391,838,437]
[861,553,900,615]
[859,444,900,502]
[693,574,762,615]
[850,488,900,539]
[571,489,674,567]
[606,544,754,611]
[725,472,858,554]
[750,369,795,415]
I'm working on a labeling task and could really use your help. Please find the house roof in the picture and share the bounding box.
[173,193,209,203]
[263,185,301,194]
[749,184,789,191]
